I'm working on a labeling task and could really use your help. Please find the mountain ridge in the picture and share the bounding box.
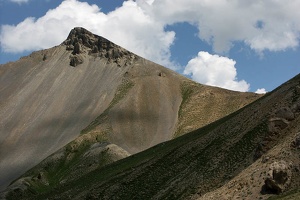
[0,27,260,195]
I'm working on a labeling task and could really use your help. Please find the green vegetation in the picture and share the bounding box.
[80,78,134,134]
[108,78,134,108]
[178,82,194,118]
[174,81,199,138]
[268,189,300,200]
[6,131,113,199]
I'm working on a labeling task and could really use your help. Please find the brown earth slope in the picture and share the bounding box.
[0,27,260,192]
[6,73,299,200]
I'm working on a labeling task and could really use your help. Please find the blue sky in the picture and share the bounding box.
[0,0,299,93]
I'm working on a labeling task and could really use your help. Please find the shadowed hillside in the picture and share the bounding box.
[0,27,260,195]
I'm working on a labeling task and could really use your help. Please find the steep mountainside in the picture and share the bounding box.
[0,27,260,193]
[4,73,299,200]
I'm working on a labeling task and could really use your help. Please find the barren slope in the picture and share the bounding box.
[0,27,181,190]
[0,40,128,190]
[0,27,260,193]
[7,73,299,200]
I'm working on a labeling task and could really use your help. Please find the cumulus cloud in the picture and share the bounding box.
[255,88,267,94]
[2,0,300,65]
[0,0,176,68]
[184,52,250,92]
[1,0,298,91]
[143,0,300,53]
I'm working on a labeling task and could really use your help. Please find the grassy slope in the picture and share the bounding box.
[268,189,300,200]
[175,80,261,137]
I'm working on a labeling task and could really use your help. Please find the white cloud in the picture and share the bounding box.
[2,0,300,66]
[9,0,29,3]
[184,51,250,92]
[2,0,298,91]
[0,0,176,68]
[255,88,267,94]
[2,0,298,62]
[144,0,300,53]
[1,0,300,58]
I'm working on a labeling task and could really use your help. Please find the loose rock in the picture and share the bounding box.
[291,132,300,149]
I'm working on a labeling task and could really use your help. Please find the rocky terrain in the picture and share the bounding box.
[6,72,298,200]
[0,27,260,195]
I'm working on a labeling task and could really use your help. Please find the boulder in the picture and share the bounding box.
[70,55,83,67]
[265,160,291,193]
[268,118,289,134]
[275,107,295,121]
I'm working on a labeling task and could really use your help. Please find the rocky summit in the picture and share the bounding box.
[63,27,135,67]
[0,27,266,199]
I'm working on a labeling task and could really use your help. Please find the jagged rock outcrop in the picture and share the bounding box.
[63,27,135,67]
[265,160,292,194]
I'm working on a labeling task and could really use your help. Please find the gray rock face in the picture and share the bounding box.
[70,54,83,67]
[265,160,292,193]
[73,42,81,55]
[63,27,135,67]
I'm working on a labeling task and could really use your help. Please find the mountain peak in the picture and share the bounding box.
[66,27,93,39]
[63,27,105,49]
[63,27,135,66]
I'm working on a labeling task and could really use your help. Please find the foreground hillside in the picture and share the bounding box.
[0,27,259,192]
[4,72,299,200]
